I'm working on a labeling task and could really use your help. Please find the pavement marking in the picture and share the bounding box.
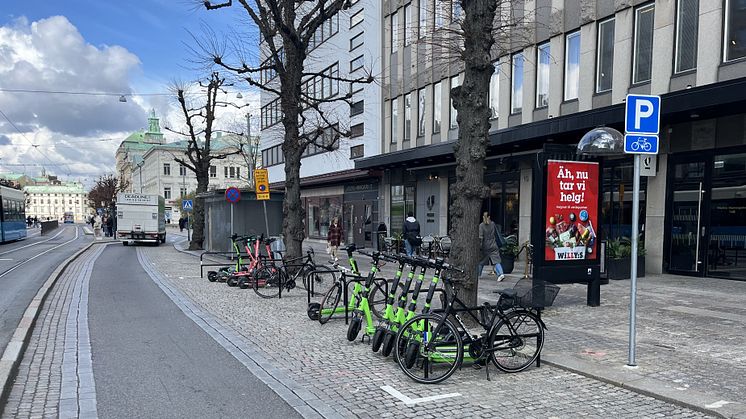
[59,244,106,419]
[705,400,733,409]
[0,227,66,256]
[380,385,461,406]
[0,258,12,261]
[0,227,80,279]
[661,305,746,323]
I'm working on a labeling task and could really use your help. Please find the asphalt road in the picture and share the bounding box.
[0,225,89,353]
[88,243,301,419]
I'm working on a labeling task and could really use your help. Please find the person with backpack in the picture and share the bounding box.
[478,211,505,281]
[402,211,421,256]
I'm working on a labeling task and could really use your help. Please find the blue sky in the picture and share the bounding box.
[0,1,261,182]
[1,0,259,88]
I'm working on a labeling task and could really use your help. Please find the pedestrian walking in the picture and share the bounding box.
[327,217,343,263]
[106,216,114,237]
[403,211,421,256]
[478,212,505,281]
[178,216,186,232]
[93,214,102,238]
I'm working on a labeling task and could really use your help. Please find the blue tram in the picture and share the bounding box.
[0,185,27,242]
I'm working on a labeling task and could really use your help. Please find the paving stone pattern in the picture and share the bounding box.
[145,244,710,418]
[2,245,103,419]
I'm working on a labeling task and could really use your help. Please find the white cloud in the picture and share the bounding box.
[0,16,260,187]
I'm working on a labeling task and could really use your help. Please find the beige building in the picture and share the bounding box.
[25,183,89,222]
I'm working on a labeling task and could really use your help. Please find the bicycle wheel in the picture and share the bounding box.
[393,314,462,384]
[304,265,337,295]
[318,282,342,325]
[367,280,389,320]
[489,310,544,373]
[253,266,283,298]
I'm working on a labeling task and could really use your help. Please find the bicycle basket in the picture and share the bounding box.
[512,278,560,308]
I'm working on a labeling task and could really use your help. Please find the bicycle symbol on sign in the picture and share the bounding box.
[629,136,653,152]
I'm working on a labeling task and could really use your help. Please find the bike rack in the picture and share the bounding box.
[307,270,389,324]
[199,251,251,278]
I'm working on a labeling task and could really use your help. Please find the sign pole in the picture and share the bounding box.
[628,153,641,366]
[263,200,270,237]
[230,202,234,237]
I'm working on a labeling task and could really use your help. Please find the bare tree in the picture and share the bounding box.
[417,1,538,305]
[198,0,374,261]
[88,174,128,211]
[166,72,244,250]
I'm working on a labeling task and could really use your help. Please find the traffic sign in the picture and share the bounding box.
[625,94,661,135]
[182,199,193,211]
[254,169,270,201]
[624,134,659,155]
[225,187,241,203]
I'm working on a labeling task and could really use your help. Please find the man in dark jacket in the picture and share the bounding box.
[402,211,420,256]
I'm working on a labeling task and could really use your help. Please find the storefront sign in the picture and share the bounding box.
[544,160,599,261]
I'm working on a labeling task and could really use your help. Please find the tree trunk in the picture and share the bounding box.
[448,0,498,307]
[189,175,209,250]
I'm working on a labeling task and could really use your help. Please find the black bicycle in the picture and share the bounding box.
[393,277,557,384]
[252,245,337,298]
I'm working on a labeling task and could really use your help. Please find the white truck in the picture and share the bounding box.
[116,193,166,245]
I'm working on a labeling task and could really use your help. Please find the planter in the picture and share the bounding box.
[608,256,646,280]
[501,255,515,274]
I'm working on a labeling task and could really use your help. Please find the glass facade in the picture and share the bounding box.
[306,196,342,239]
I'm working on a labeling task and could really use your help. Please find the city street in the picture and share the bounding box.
[2,237,730,418]
[0,226,89,353]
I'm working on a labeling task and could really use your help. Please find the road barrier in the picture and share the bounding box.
[40,220,59,235]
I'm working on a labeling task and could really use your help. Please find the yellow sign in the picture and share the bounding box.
[254,168,270,200]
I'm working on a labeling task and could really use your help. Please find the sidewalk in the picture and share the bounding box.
[167,243,728,418]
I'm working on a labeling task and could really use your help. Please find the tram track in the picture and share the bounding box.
[0,227,65,257]
[0,227,79,279]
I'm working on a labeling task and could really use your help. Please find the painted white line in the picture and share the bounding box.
[0,258,12,261]
[705,400,733,409]
[0,227,67,256]
[0,227,80,279]
[381,385,461,406]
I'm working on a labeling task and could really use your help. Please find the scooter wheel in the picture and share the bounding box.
[371,328,385,353]
[227,276,238,287]
[208,271,218,282]
[381,330,395,357]
[238,281,249,289]
[307,303,321,321]
[404,341,420,369]
[346,317,362,342]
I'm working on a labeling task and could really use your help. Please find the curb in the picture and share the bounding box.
[0,241,95,410]
[542,352,746,418]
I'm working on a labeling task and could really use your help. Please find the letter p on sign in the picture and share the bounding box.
[625,94,661,135]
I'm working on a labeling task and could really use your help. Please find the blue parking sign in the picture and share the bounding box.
[625,94,661,135]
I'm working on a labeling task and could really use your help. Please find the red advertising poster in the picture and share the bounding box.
[545,160,599,261]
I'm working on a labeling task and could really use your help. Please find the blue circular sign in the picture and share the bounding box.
[225,187,241,203]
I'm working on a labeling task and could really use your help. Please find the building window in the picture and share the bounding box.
[433,81,442,133]
[536,43,550,108]
[596,18,615,93]
[725,0,746,62]
[229,167,236,178]
[435,1,445,28]
[164,187,171,200]
[418,88,426,136]
[350,9,363,28]
[419,0,428,38]
[564,31,580,100]
[224,167,229,178]
[450,75,460,129]
[351,123,364,138]
[209,165,217,178]
[404,4,411,46]
[350,144,365,159]
[350,99,365,116]
[308,12,339,51]
[391,11,399,52]
[179,165,187,176]
[452,0,462,21]
[675,0,699,73]
[163,163,171,176]
[511,53,524,113]
[391,98,399,143]
[261,98,282,129]
[180,187,187,197]
[236,167,241,179]
[261,144,285,167]
[404,93,412,140]
[302,63,339,101]
[489,62,499,119]
[350,32,364,51]
[350,55,364,72]
[633,4,655,84]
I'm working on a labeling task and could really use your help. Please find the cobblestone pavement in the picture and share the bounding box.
[150,242,709,418]
[2,244,105,419]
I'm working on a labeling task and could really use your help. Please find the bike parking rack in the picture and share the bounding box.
[199,251,251,278]
[307,269,389,324]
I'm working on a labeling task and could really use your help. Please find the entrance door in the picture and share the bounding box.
[707,153,746,280]
[668,159,708,275]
